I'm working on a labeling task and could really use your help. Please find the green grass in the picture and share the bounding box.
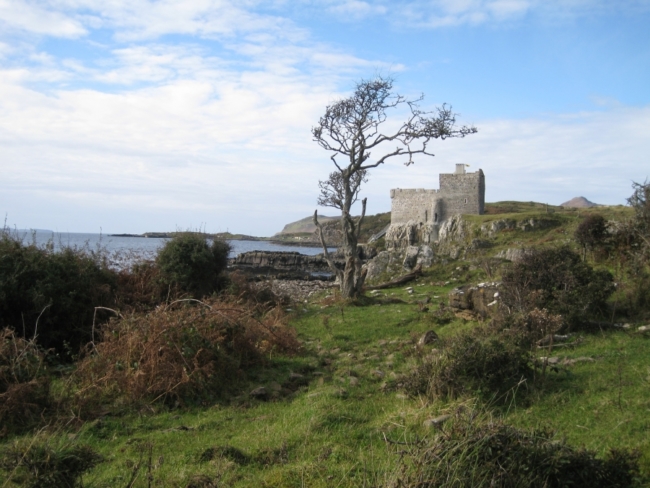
[3,283,649,486]
[509,331,650,459]
[1,202,648,486]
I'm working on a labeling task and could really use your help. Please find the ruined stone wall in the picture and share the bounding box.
[438,169,485,217]
[390,188,440,224]
[390,169,484,226]
[386,168,485,249]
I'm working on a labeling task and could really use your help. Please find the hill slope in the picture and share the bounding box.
[560,196,599,207]
[276,215,338,235]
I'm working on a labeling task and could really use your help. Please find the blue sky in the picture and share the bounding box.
[1,1,649,235]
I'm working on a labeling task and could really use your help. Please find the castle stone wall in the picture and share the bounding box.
[390,189,440,224]
[439,170,485,216]
[386,167,485,249]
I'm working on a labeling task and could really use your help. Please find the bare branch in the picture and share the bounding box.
[313,210,342,281]
[356,198,367,240]
[312,75,477,298]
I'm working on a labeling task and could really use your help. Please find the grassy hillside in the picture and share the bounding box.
[276,215,339,235]
[1,201,648,487]
[6,276,645,487]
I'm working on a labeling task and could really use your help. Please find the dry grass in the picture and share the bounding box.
[396,411,644,487]
[72,296,301,413]
[0,329,51,433]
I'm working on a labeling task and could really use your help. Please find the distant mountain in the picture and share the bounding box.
[560,196,600,208]
[276,215,339,235]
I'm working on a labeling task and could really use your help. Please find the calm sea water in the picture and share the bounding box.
[11,230,334,269]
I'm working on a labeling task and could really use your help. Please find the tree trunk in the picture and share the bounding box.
[314,198,367,299]
[337,198,367,298]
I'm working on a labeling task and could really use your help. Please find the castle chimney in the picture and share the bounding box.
[455,164,466,175]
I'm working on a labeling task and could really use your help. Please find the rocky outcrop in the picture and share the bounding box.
[385,221,437,250]
[230,247,379,282]
[266,279,335,301]
[494,248,532,262]
[448,282,501,317]
[230,251,333,273]
[365,245,433,282]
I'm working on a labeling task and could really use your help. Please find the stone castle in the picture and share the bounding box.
[385,164,485,249]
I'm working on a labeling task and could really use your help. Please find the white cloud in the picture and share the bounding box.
[1,0,648,234]
[386,0,650,28]
[326,0,387,19]
[0,0,87,37]
[366,105,650,211]
[3,47,647,234]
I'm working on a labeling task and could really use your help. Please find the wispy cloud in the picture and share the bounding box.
[0,0,648,234]
[323,0,650,28]
[368,104,650,210]
[0,0,87,37]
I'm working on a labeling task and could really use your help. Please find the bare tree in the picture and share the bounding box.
[312,76,477,298]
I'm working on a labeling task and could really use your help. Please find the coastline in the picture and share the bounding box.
[109,232,327,248]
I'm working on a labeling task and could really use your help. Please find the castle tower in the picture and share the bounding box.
[386,165,485,249]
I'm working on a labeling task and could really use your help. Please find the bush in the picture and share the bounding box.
[575,213,608,258]
[500,246,614,329]
[112,260,167,312]
[72,297,300,411]
[404,328,533,404]
[398,416,644,488]
[619,268,650,319]
[0,232,115,356]
[0,438,102,487]
[156,233,231,298]
[490,308,564,349]
[0,329,51,432]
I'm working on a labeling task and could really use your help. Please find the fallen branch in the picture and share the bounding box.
[365,264,422,291]
[537,334,572,347]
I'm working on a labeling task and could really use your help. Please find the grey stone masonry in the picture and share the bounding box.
[386,164,485,249]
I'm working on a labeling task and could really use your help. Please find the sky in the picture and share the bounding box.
[1,0,649,235]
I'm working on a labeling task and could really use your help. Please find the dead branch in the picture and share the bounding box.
[313,210,343,281]
[365,264,422,291]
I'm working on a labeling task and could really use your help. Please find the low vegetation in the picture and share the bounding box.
[0,232,115,356]
[398,414,642,488]
[1,183,649,486]
[156,233,231,298]
[72,296,299,414]
[500,246,615,329]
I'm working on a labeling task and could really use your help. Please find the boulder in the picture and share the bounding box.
[495,248,532,262]
[249,387,268,401]
[423,414,452,429]
[418,330,439,346]
[403,246,420,270]
[448,282,501,317]
[416,245,434,268]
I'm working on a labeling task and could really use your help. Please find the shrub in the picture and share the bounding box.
[0,232,115,356]
[112,260,168,312]
[404,328,533,404]
[0,438,102,487]
[575,213,608,259]
[490,308,564,349]
[619,268,650,319]
[627,179,650,236]
[156,233,231,298]
[0,329,51,432]
[398,416,644,487]
[72,297,300,411]
[500,246,614,329]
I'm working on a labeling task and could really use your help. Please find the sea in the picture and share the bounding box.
[10,230,335,269]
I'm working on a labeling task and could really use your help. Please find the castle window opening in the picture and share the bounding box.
[434,212,438,223]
